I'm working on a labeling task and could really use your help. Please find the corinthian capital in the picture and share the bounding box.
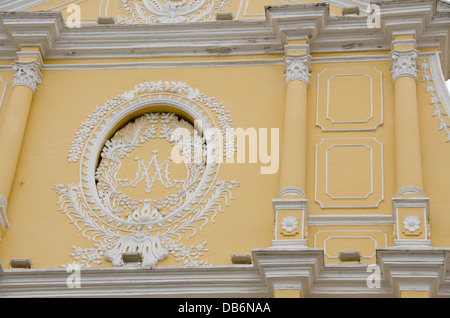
[12,60,42,92]
[390,49,419,82]
[284,53,311,85]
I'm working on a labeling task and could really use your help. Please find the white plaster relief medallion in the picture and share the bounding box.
[116,0,231,24]
[403,214,421,233]
[281,215,298,233]
[55,81,238,268]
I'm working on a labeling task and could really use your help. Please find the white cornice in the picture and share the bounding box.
[0,1,448,78]
[0,0,53,11]
[2,247,450,297]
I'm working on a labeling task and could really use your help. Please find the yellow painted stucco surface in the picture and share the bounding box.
[2,46,450,268]
[0,61,286,268]
[1,0,450,272]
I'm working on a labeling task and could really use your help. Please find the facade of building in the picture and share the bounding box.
[0,0,449,298]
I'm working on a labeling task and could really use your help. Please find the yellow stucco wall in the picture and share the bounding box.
[0,0,450,273]
[0,57,286,268]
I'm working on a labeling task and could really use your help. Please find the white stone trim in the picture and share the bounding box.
[323,236,377,259]
[3,247,450,297]
[0,2,448,77]
[278,186,305,197]
[0,55,393,72]
[396,185,425,195]
[324,144,374,200]
[392,197,431,247]
[0,77,8,112]
[0,194,9,231]
[326,73,373,124]
[314,137,384,209]
[272,197,308,247]
[420,51,450,142]
[0,0,53,11]
[307,214,394,226]
[314,230,388,258]
[316,67,384,132]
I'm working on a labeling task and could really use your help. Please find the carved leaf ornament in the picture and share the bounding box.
[55,81,239,267]
[116,0,231,24]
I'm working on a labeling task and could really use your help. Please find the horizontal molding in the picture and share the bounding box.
[0,0,53,11]
[307,214,394,226]
[0,52,432,73]
[3,247,450,297]
[0,54,402,71]
[0,1,447,76]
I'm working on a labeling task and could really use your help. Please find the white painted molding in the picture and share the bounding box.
[392,196,430,219]
[420,52,450,142]
[323,235,378,259]
[0,194,9,231]
[314,230,388,260]
[116,0,231,24]
[0,77,8,113]
[3,247,450,297]
[0,0,53,11]
[0,1,447,77]
[314,137,384,209]
[272,197,308,247]
[0,55,393,72]
[307,214,394,226]
[396,185,425,195]
[278,186,305,197]
[392,196,431,247]
[272,197,308,218]
[316,66,384,132]
[271,239,308,249]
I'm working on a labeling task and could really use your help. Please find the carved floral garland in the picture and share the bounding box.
[55,81,238,268]
[420,58,450,142]
[116,0,231,24]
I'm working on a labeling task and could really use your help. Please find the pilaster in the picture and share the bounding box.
[0,47,42,231]
[272,39,311,248]
[390,34,430,247]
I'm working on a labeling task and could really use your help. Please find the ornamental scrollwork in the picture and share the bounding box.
[390,49,418,82]
[12,60,42,92]
[420,58,450,142]
[116,0,231,24]
[284,53,312,85]
[56,81,239,268]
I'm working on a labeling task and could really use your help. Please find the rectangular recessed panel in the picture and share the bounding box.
[316,67,383,131]
[326,145,373,199]
[315,138,384,208]
[327,74,372,123]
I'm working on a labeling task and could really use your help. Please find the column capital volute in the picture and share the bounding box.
[390,49,419,83]
[284,53,312,85]
[12,60,43,92]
